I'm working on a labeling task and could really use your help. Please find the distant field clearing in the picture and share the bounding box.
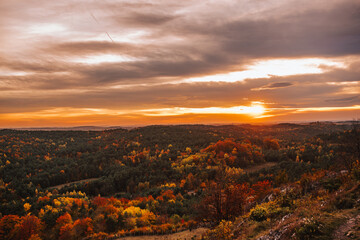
[47,177,100,190]
[244,162,277,173]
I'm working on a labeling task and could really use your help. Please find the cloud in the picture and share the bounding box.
[326,96,360,103]
[113,12,178,27]
[51,41,136,55]
[252,82,294,91]
[1,68,359,116]
[0,0,360,126]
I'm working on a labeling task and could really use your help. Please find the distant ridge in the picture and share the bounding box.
[4,126,128,131]
[1,120,356,131]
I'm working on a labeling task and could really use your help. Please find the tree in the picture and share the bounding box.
[0,215,21,239]
[337,120,360,171]
[13,215,44,240]
[72,218,93,238]
[198,181,253,223]
[59,218,93,240]
[56,213,72,227]
[59,224,73,240]
[264,138,280,150]
[252,180,272,201]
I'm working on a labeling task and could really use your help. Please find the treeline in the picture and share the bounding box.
[0,123,358,239]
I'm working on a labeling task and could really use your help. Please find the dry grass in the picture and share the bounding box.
[117,228,208,240]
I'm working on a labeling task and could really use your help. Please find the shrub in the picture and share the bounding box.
[334,197,355,209]
[274,170,289,186]
[276,191,296,208]
[203,220,233,240]
[250,206,268,222]
[295,218,323,240]
[351,160,360,180]
[321,178,341,192]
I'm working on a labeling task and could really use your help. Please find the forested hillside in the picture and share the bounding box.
[0,123,359,240]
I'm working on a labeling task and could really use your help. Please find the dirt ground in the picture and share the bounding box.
[117,228,208,240]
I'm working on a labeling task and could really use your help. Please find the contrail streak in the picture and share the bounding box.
[88,10,115,43]
[106,32,115,43]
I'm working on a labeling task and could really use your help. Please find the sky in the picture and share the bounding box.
[0,0,360,127]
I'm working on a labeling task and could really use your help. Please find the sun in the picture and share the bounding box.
[238,102,266,116]
[249,105,266,116]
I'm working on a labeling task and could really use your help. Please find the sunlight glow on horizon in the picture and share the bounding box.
[1,104,359,128]
[2,104,360,120]
[0,103,267,119]
[140,102,266,117]
[294,105,360,112]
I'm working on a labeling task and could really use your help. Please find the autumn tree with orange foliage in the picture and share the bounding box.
[73,218,93,238]
[252,180,272,201]
[56,213,73,228]
[59,223,73,240]
[203,139,264,167]
[263,138,280,150]
[13,215,44,240]
[59,217,93,240]
[198,180,254,223]
[0,215,20,239]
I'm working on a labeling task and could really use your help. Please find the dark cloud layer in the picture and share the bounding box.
[218,3,360,58]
